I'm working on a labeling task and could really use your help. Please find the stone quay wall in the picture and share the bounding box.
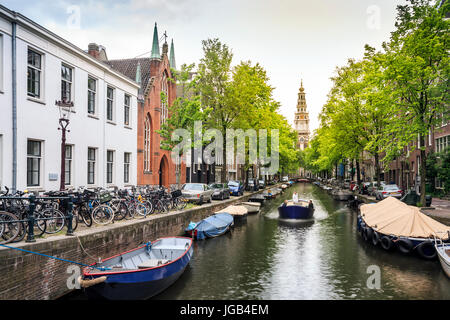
[0,192,258,300]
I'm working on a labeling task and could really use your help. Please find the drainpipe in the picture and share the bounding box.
[11,20,17,193]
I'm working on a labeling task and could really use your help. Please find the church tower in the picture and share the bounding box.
[294,80,310,151]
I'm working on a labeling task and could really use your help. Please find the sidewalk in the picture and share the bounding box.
[421,198,450,224]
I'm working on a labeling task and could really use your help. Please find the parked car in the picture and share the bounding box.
[246,179,258,192]
[209,183,231,200]
[228,180,245,196]
[181,183,214,205]
[258,179,266,189]
[369,181,386,196]
[374,184,403,200]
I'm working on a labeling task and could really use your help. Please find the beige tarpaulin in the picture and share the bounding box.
[217,205,248,216]
[360,197,450,240]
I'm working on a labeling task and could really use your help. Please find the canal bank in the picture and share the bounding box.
[70,182,450,300]
[0,188,267,300]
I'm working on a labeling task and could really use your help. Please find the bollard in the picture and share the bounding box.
[66,196,74,236]
[26,195,36,243]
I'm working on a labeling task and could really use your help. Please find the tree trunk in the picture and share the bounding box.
[374,152,380,186]
[356,160,361,185]
[420,147,427,206]
[221,136,227,183]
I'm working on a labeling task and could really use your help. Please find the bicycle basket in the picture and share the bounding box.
[99,192,112,204]
[171,190,182,198]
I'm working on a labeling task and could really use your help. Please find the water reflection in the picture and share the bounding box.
[69,183,450,300]
[156,183,450,300]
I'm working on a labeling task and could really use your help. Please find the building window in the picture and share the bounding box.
[27,49,42,98]
[107,150,114,184]
[124,94,131,126]
[144,115,151,172]
[436,135,449,153]
[161,73,168,125]
[61,64,73,102]
[88,148,96,185]
[65,145,72,185]
[107,87,114,121]
[27,140,41,187]
[88,76,96,115]
[124,153,131,183]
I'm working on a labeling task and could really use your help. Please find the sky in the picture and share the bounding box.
[1,0,407,133]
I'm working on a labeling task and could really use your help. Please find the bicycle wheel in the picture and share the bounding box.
[175,197,187,210]
[40,208,65,234]
[0,212,21,244]
[111,200,128,221]
[134,202,148,219]
[92,204,114,225]
[69,211,78,232]
[33,212,47,237]
[75,205,93,227]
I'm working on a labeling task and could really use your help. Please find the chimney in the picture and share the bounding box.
[88,43,100,59]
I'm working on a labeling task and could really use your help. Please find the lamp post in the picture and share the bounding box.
[56,99,74,191]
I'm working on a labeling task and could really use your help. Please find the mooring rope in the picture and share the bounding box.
[0,243,111,271]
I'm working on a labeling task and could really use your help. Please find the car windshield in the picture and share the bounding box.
[183,184,204,191]
[210,184,223,189]
[228,181,239,187]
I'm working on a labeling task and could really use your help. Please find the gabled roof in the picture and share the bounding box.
[105,57,153,95]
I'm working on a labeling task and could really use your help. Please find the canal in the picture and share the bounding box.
[70,183,450,300]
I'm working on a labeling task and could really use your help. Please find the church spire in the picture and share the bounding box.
[151,23,161,59]
[169,39,176,70]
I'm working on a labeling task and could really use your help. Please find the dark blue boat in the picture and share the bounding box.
[185,213,234,240]
[278,200,314,220]
[81,237,193,300]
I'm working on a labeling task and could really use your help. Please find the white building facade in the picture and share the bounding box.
[0,6,140,192]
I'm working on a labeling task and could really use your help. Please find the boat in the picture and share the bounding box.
[217,205,248,223]
[333,189,353,201]
[81,237,193,300]
[278,200,315,220]
[241,202,261,214]
[248,194,266,204]
[262,190,275,200]
[185,212,234,240]
[358,197,450,260]
[435,237,450,278]
[281,184,288,190]
[298,179,309,183]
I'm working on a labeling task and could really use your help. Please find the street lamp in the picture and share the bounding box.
[56,99,74,191]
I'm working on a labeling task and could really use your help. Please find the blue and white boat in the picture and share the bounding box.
[81,237,193,300]
[185,212,234,240]
[278,200,314,220]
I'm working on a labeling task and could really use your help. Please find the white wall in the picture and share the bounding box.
[0,14,139,192]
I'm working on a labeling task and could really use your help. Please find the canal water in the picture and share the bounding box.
[69,183,450,300]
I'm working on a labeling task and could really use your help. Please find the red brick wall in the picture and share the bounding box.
[137,55,186,187]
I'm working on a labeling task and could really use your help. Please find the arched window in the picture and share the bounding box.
[144,114,151,172]
[161,72,169,125]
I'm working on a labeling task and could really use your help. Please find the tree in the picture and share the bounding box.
[196,39,235,182]
[379,0,449,204]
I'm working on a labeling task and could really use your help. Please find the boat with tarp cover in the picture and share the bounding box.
[81,237,193,300]
[185,213,234,240]
[358,197,450,260]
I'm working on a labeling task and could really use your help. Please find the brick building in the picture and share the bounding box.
[88,23,186,188]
